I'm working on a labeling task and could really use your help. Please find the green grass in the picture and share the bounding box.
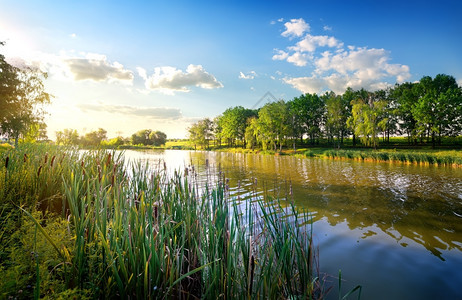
[1,144,362,299]
[317,148,462,166]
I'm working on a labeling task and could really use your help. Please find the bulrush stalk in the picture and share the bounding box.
[1,144,328,299]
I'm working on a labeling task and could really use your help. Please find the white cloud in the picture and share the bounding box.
[275,18,411,94]
[458,78,462,87]
[69,33,77,39]
[239,71,257,80]
[313,47,410,82]
[284,76,326,94]
[278,18,284,22]
[64,53,134,84]
[281,18,310,38]
[291,34,343,53]
[287,52,309,67]
[136,67,147,80]
[272,49,289,61]
[77,102,182,120]
[323,25,332,31]
[144,64,223,95]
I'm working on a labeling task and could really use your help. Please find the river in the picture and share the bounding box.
[122,149,462,299]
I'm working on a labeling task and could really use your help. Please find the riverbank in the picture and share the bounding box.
[203,146,462,167]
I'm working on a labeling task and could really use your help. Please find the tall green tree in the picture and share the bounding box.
[258,100,290,151]
[390,82,419,144]
[55,128,79,145]
[289,93,325,145]
[188,118,213,149]
[212,116,223,147]
[244,116,260,150]
[324,91,349,148]
[412,74,462,147]
[149,131,167,146]
[82,128,107,146]
[131,129,152,145]
[1,43,51,145]
[347,91,388,149]
[219,106,256,147]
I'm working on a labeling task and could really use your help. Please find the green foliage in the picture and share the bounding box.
[288,93,325,145]
[0,43,52,146]
[131,129,167,146]
[100,136,126,148]
[188,118,213,149]
[201,74,462,151]
[258,100,290,151]
[0,211,73,299]
[55,128,79,146]
[81,128,107,147]
[347,91,388,149]
[218,106,257,146]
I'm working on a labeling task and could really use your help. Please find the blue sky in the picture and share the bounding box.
[1,0,461,139]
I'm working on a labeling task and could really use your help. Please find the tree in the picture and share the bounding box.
[289,93,325,145]
[188,118,213,149]
[55,128,79,145]
[347,91,388,149]
[82,128,107,146]
[212,116,223,147]
[219,106,256,147]
[244,116,260,150]
[324,91,348,148]
[412,74,462,147]
[391,82,419,144]
[258,100,290,151]
[150,130,167,146]
[131,129,152,145]
[0,43,51,146]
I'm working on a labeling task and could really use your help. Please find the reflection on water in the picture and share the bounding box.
[122,149,462,299]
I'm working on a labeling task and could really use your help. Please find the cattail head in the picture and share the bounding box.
[5,156,9,169]
[97,165,102,182]
[44,153,48,164]
[154,205,158,219]
[106,153,112,166]
[50,155,56,167]
[37,165,42,177]
[23,153,27,162]
[111,174,115,186]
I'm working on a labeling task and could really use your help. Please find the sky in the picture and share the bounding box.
[1,0,461,139]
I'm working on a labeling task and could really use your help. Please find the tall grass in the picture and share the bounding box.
[318,149,462,166]
[1,145,353,298]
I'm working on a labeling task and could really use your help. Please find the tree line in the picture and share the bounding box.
[189,74,462,150]
[55,128,167,147]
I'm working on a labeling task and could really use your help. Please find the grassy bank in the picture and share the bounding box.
[207,146,462,167]
[1,144,355,299]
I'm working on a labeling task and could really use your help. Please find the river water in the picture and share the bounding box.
[123,149,462,299]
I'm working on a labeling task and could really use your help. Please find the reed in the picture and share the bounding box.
[1,144,361,299]
[314,148,462,166]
